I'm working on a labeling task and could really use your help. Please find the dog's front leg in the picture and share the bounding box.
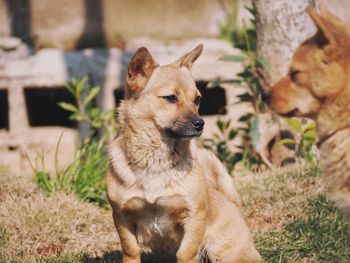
[176,210,206,263]
[114,212,141,263]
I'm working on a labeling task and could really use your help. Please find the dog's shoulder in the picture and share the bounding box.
[191,142,241,206]
[108,136,137,186]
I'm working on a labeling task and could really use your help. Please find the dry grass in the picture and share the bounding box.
[236,164,350,262]
[0,167,118,262]
[236,164,325,232]
[1,163,349,262]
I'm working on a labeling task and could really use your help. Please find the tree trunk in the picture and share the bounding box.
[252,0,317,167]
[253,0,316,87]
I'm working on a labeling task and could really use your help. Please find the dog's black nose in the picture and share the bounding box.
[261,90,270,103]
[191,117,205,130]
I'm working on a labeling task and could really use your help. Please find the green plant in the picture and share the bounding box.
[69,139,108,207]
[28,134,109,207]
[58,77,118,141]
[219,1,256,52]
[29,77,117,208]
[211,4,319,169]
[202,119,242,172]
[207,5,269,170]
[28,134,71,193]
[279,118,317,163]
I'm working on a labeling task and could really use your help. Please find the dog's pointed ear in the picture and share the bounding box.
[126,47,158,97]
[306,5,336,47]
[172,44,203,69]
[318,4,343,25]
[306,5,349,49]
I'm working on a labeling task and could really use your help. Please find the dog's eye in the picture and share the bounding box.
[161,95,178,103]
[194,96,202,105]
[290,70,300,81]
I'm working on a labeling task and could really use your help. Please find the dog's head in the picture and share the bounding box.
[268,5,349,119]
[124,44,204,139]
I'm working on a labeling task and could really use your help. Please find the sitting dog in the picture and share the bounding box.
[106,44,261,262]
[267,5,350,218]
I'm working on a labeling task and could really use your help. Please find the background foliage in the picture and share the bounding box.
[29,77,116,208]
[204,4,317,171]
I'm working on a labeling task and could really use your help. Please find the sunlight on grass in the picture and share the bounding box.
[237,164,350,263]
[0,169,116,263]
[1,163,349,262]
[256,194,350,262]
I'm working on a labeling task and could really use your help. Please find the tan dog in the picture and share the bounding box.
[106,45,261,262]
[268,5,350,218]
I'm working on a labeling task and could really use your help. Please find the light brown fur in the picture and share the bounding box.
[268,5,350,218]
[106,45,261,262]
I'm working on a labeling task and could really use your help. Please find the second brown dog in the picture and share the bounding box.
[268,5,350,219]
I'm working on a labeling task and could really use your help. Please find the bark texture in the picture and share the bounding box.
[253,0,316,88]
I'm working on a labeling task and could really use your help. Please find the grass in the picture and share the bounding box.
[237,165,324,231]
[0,165,175,263]
[0,167,117,262]
[256,195,350,262]
[30,139,109,208]
[236,164,350,262]
[1,162,349,262]
[32,76,118,209]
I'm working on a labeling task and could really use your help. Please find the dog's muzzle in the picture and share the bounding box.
[191,117,205,132]
[166,117,205,139]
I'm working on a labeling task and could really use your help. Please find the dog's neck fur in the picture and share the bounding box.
[316,62,350,216]
[117,100,193,171]
[317,64,350,140]
[319,128,350,215]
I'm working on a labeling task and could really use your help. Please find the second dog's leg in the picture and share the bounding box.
[176,211,206,263]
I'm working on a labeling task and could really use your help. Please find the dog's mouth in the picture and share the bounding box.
[280,108,313,118]
[280,109,299,118]
[165,126,203,139]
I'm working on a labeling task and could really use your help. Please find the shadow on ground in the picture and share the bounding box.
[83,251,176,263]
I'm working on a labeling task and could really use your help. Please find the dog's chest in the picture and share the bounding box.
[136,207,183,252]
[123,192,188,251]
[117,151,193,250]
[134,167,188,203]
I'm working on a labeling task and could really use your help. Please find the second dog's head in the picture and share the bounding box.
[267,5,349,120]
[122,44,204,139]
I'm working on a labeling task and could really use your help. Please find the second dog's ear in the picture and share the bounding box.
[126,47,158,97]
[306,5,348,49]
[172,44,203,69]
[306,5,336,47]
[318,4,344,25]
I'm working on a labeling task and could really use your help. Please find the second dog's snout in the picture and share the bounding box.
[191,117,205,130]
